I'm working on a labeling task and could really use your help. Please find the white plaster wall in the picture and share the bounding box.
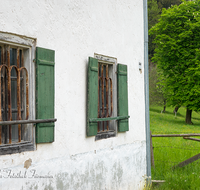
[0,0,146,189]
[0,142,146,190]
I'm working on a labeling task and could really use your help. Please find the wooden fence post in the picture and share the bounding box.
[150,131,155,168]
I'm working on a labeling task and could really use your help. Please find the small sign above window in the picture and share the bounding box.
[94,53,117,65]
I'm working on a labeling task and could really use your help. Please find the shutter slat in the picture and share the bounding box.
[36,47,55,143]
[117,64,129,132]
[87,57,98,136]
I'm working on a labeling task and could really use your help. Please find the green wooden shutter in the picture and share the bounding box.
[87,57,98,136]
[36,47,55,143]
[117,64,129,132]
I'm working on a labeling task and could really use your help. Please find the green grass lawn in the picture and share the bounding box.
[150,106,200,190]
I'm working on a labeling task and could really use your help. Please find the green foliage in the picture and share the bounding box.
[150,105,200,189]
[157,0,181,9]
[148,0,182,60]
[149,63,165,105]
[150,0,200,111]
[148,0,182,105]
[148,0,161,59]
[148,0,161,30]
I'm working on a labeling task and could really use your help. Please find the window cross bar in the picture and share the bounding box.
[0,118,57,125]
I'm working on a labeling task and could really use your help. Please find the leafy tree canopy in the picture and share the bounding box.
[149,0,200,111]
[157,0,181,9]
[148,0,161,30]
[148,0,182,59]
[148,0,161,59]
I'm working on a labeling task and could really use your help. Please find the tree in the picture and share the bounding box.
[149,64,165,106]
[148,0,161,60]
[148,0,182,60]
[148,0,182,109]
[157,0,181,9]
[149,0,200,124]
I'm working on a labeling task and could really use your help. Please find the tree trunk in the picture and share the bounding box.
[163,99,167,113]
[185,108,193,124]
[173,106,180,114]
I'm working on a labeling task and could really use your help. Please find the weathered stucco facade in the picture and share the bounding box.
[0,0,148,189]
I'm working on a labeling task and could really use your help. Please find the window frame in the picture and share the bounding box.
[0,32,36,155]
[87,54,129,138]
[94,53,118,140]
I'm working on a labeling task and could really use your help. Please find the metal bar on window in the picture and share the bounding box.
[101,64,104,118]
[0,49,2,144]
[0,65,2,144]
[105,64,109,130]
[0,125,1,144]
[109,78,113,117]
[98,63,113,132]
[98,70,100,132]
[0,118,57,125]
[17,48,21,120]
[0,140,32,147]
[21,50,24,140]
[3,108,24,113]
[17,48,21,142]
[25,68,29,120]
[7,46,11,121]
[90,116,130,122]
[7,46,12,144]
[2,46,7,144]
[3,46,7,144]
[106,65,109,117]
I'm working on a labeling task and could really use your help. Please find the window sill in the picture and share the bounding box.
[95,130,116,141]
[0,141,34,155]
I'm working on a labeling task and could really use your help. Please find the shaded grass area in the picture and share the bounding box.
[150,106,200,190]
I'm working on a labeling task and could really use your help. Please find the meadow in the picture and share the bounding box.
[150,105,200,190]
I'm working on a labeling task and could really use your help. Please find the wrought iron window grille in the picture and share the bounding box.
[0,45,29,144]
[94,53,117,135]
[98,63,113,132]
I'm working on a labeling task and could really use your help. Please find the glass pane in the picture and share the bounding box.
[10,48,17,66]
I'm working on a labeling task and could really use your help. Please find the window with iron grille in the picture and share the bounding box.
[0,33,36,155]
[0,45,29,145]
[87,53,129,140]
[0,32,56,155]
[96,56,117,139]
